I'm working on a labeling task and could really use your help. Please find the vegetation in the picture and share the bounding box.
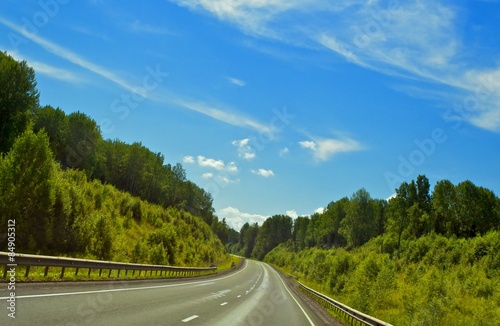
[0,51,229,267]
[230,174,500,325]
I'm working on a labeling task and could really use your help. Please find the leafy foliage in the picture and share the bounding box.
[0,51,230,267]
[0,51,39,153]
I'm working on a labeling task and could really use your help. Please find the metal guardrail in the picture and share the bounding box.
[0,252,217,280]
[296,281,392,326]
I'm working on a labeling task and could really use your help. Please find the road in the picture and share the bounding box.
[0,260,335,325]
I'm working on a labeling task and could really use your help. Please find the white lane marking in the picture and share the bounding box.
[268,265,316,326]
[182,315,199,322]
[196,282,215,286]
[220,302,228,306]
[0,260,250,300]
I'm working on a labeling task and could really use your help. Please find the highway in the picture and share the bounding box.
[0,260,337,325]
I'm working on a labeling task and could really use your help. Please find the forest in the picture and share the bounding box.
[229,175,500,325]
[0,51,231,265]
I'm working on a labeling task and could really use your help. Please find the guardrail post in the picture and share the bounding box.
[117,270,121,278]
[44,266,49,277]
[75,268,79,276]
[108,269,112,277]
[61,267,65,278]
[88,268,92,277]
[25,266,30,278]
[3,265,7,278]
[99,269,103,277]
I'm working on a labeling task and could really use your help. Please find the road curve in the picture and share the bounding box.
[0,260,333,325]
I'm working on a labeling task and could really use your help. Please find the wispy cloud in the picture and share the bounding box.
[252,168,275,177]
[8,52,82,83]
[0,16,141,95]
[299,137,362,161]
[173,0,500,132]
[173,98,273,134]
[228,77,246,87]
[0,16,273,134]
[130,20,173,35]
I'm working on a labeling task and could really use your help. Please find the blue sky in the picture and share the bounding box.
[1,0,499,230]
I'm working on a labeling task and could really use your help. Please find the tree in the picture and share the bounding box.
[432,180,456,236]
[252,215,292,260]
[0,52,39,153]
[340,189,377,248]
[33,105,69,163]
[64,111,103,177]
[0,129,55,251]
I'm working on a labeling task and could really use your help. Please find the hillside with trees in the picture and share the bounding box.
[231,175,500,325]
[0,51,229,265]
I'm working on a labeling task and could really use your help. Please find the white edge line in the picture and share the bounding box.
[0,260,249,300]
[269,264,316,326]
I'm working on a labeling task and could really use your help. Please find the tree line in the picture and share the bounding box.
[0,51,228,264]
[230,174,500,259]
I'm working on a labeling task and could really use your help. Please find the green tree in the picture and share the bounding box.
[432,179,456,235]
[0,129,55,251]
[33,105,68,163]
[340,189,377,248]
[252,215,292,260]
[0,52,39,153]
[64,111,103,177]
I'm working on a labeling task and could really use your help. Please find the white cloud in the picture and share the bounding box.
[183,155,195,164]
[228,77,246,86]
[252,168,275,177]
[173,99,273,134]
[314,207,325,214]
[299,137,362,161]
[298,141,316,150]
[218,175,239,184]
[285,209,298,219]
[197,155,226,170]
[201,172,213,179]
[218,206,268,230]
[232,138,256,160]
[31,60,82,83]
[279,147,289,156]
[227,161,239,173]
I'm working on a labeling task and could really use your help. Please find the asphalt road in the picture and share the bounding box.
[0,260,336,325]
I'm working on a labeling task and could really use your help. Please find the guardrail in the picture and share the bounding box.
[0,252,217,280]
[296,281,392,326]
